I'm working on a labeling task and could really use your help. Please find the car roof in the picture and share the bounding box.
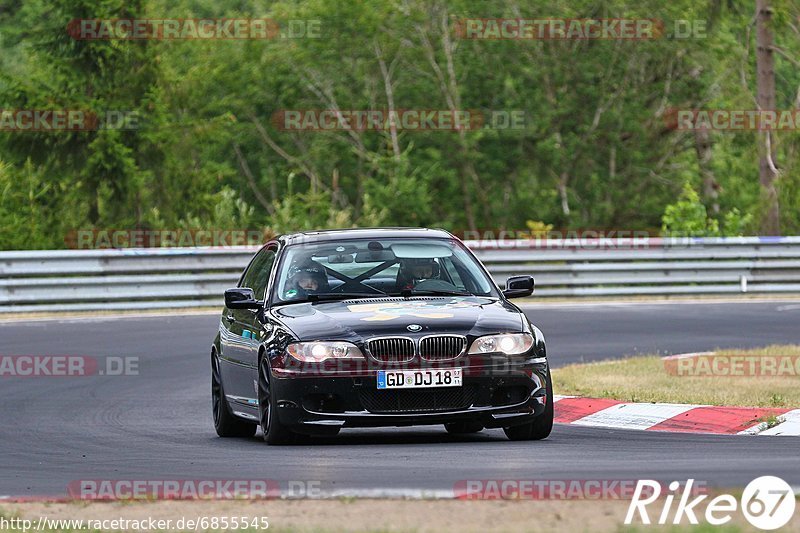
[278,227,455,246]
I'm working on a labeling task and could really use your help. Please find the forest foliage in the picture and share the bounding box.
[1,0,800,249]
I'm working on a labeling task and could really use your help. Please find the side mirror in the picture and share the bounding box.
[224,288,263,310]
[503,275,534,299]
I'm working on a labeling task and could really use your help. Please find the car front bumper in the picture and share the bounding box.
[268,355,549,433]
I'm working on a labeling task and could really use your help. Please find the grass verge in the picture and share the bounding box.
[553,345,800,408]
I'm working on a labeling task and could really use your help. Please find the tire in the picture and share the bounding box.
[212,351,257,438]
[503,370,554,441]
[258,352,296,445]
[444,420,484,434]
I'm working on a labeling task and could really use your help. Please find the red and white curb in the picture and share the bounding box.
[553,396,800,436]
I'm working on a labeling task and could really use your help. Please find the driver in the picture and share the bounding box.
[397,258,440,290]
[284,262,329,300]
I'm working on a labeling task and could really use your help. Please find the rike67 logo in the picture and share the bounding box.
[625,477,796,530]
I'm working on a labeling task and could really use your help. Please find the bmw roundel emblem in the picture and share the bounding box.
[407,324,423,332]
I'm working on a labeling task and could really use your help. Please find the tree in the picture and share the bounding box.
[756,0,780,235]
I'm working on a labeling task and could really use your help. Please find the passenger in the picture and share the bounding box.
[397,258,440,290]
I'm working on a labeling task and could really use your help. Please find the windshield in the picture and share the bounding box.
[270,238,498,304]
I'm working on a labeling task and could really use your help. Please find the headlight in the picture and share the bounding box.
[468,333,533,355]
[286,341,365,362]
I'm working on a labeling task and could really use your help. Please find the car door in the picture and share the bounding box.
[220,245,277,402]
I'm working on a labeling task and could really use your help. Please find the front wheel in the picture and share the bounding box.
[503,370,554,441]
[212,351,257,438]
[258,352,296,445]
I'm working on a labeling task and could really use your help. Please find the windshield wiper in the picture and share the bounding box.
[396,289,473,297]
[271,292,387,307]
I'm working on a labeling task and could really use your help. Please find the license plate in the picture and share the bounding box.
[377,369,462,389]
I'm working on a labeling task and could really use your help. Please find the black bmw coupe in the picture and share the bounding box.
[211,228,552,444]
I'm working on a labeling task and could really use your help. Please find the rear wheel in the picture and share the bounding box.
[212,351,257,438]
[444,420,484,434]
[503,370,554,441]
[258,352,296,445]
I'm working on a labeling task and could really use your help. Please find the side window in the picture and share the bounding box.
[240,247,277,300]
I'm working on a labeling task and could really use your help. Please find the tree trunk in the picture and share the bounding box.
[756,0,780,235]
[558,172,570,217]
[694,128,719,215]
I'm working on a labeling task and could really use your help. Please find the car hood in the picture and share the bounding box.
[269,296,524,342]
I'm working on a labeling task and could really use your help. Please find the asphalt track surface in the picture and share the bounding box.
[1,300,799,498]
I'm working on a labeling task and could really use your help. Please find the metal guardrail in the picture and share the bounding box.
[1,236,800,313]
